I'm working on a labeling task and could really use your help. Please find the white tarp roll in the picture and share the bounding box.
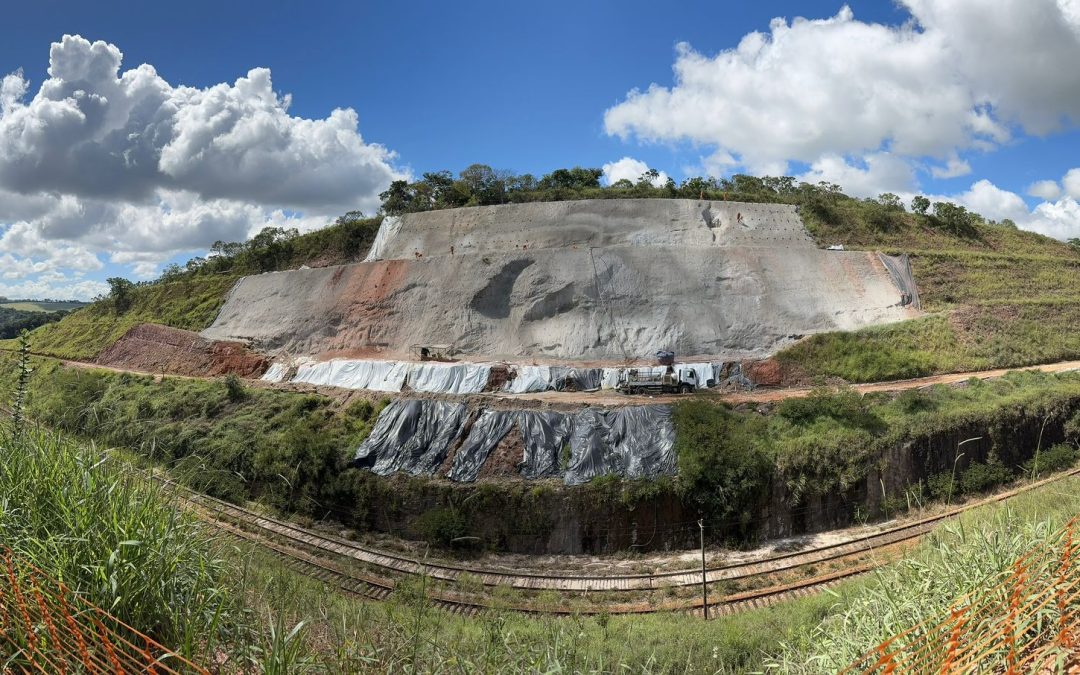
[503,365,553,393]
[261,362,288,383]
[680,363,716,388]
[291,359,409,392]
[601,368,623,389]
[406,362,491,394]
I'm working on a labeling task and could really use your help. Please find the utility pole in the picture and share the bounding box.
[699,516,709,620]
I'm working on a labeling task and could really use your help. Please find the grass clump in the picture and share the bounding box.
[772,474,1080,673]
[0,422,244,660]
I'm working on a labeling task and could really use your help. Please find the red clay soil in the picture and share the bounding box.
[475,426,527,480]
[96,323,268,378]
[745,359,783,387]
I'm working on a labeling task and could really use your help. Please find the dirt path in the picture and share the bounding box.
[481,359,1080,406]
[716,359,1080,404]
[32,352,1080,408]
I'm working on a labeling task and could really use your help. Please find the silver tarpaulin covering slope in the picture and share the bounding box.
[878,253,921,309]
[353,400,676,484]
[353,400,468,475]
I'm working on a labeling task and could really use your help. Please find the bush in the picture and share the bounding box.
[1021,443,1080,478]
[413,507,468,546]
[674,401,772,535]
[224,373,246,402]
[959,456,1014,494]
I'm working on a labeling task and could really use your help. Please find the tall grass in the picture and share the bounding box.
[231,543,843,674]
[0,421,244,659]
[771,474,1080,673]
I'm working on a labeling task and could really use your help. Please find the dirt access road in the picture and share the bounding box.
[26,354,1080,407]
[489,359,1080,406]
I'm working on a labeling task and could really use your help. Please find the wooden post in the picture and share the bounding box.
[699,517,709,620]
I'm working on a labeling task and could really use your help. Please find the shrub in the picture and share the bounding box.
[413,507,468,546]
[959,456,1013,494]
[224,373,246,402]
[1021,443,1080,478]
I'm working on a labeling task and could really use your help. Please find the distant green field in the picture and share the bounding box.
[0,300,88,313]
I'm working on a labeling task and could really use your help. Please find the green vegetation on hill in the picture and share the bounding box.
[1,357,383,518]
[25,273,239,360]
[676,370,1080,536]
[777,250,1080,382]
[18,211,382,361]
[9,348,1080,549]
[0,305,71,339]
[161,210,382,279]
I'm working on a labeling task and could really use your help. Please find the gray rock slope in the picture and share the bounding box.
[203,199,915,362]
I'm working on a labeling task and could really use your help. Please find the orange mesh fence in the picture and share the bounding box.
[844,517,1080,674]
[0,548,209,674]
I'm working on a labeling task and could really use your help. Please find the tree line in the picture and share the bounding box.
[97,166,1026,312]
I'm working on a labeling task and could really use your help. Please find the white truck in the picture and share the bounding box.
[616,365,700,395]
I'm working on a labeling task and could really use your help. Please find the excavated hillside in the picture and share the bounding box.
[202,199,916,363]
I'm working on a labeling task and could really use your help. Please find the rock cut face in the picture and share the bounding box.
[202,199,917,363]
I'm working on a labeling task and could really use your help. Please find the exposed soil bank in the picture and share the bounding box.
[96,323,268,378]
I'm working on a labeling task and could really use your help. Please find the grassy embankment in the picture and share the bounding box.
[7,343,1080,548]
[778,198,1080,382]
[20,273,240,361]
[10,388,1079,673]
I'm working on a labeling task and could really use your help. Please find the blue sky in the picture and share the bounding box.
[2,1,1080,299]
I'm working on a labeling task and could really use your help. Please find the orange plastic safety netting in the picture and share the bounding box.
[844,516,1080,674]
[0,549,208,673]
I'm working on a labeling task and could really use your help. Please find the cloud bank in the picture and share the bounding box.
[604,0,1080,239]
[0,35,405,298]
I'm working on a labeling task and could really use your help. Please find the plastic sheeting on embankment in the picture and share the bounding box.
[878,253,921,310]
[353,400,676,485]
[281,359,492,394]
[502,362,754,393]
[265,357,757,394]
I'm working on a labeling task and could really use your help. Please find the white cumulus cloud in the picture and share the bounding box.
[1028,179,1063,200]
[1063,168,1080,198]
[604,1,1080,181]
[0,35,406,294]
[601,157,669,187]
[796,152,916,199]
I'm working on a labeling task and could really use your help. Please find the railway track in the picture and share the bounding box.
[157,465,1080,592]
[201,495,880,618]
[5,402,1079,618]
[149,465,1080,618]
